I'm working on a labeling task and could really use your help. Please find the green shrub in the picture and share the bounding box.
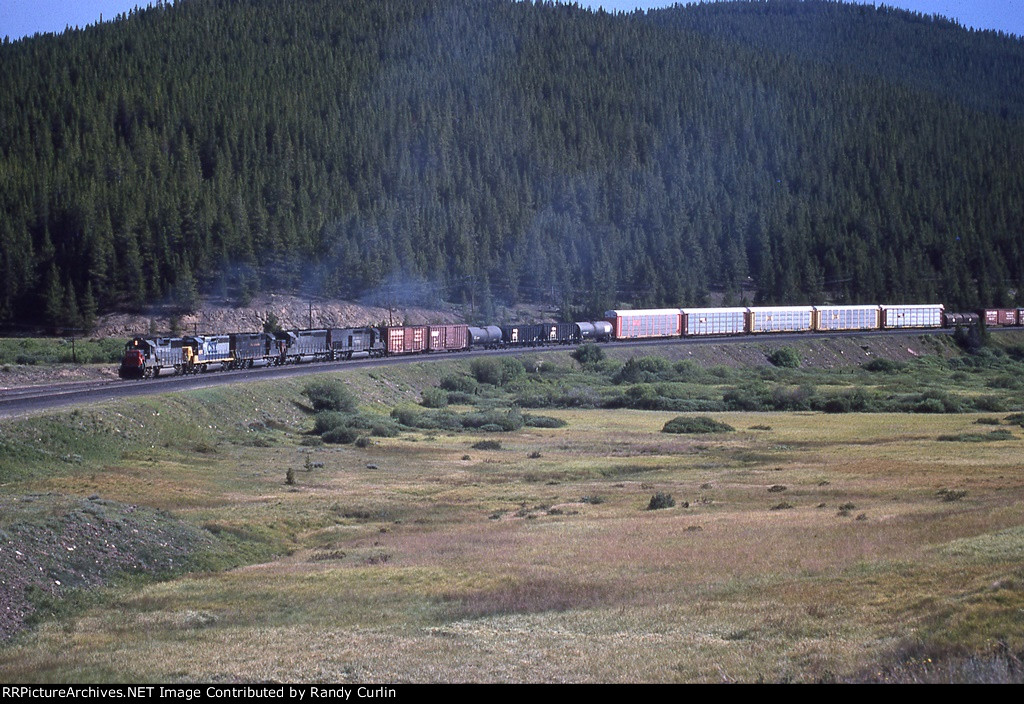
[937,430,1014,442]
[522,414,568,428]
[322,426,360,444]
[303,380,357,413]
[571,343,605,366]
[390,406,462,431]
[470,357,525,386]
[471,358,503,385]
[767,347,801,368]
[723,382,773,411]
[500,357,526,385]
[971,395,1008,412]
[863,358,907,373]
[914,398,948,414]
[1004,413,1024,427]
[823,397,852,414]
[461,408,524,432]
[614,356,673,384]
[313,411,348,435]
[471,440,502,450]
[445,391,477,405]
[420,387,449,409]
[440,375,479,394]
[662,416,735,434]
[647,492,676,510]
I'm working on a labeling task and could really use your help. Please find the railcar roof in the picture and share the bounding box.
[812,304,881,310]
[604,309,681,316]
[680,307,748,314]
[879,304,945,309]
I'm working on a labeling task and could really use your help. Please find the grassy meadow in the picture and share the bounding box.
[1,335,1024,682]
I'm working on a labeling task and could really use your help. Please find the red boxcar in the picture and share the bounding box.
[428,324,469,352]
[385,326,428,355]
[982,309,1019,327]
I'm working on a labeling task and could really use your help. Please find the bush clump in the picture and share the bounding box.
[647,492,676,510]
[571,343,605,366]
[662,416,735,434]
[767,347,801,368]
[322,426,360,444]
[440,375,479,394]
[470,357,525,386]
[522,414,568,428]
[303,380,357,413]
[614,356,673,384]
[420,387,449,409]
[862,358,907,373]
[461,408,524,432]
[937,430,1014,442]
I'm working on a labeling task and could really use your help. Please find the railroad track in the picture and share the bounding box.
[0,327,967,418]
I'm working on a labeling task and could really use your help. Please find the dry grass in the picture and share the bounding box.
[2,373,1024,682]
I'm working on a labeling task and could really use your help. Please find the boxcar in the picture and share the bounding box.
[605,309,682,340]
[748,306,814,334]
[681,307,748,336]
[428,324,470,352]
[982,309,1019,327]
[880,304,944,329]
[812,305,881,332]
[385,326,429,355]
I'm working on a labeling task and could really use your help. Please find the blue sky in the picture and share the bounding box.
[2,1,1022,41]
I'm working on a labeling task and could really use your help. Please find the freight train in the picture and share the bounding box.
[117,303,1022,379]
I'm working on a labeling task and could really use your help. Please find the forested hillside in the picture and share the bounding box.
[2,0,1023,330]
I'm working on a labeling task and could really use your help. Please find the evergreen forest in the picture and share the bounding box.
[2,0,1023,330]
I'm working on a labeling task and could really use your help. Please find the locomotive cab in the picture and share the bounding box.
[119,337,153,378]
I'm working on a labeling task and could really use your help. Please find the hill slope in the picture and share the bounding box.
[1,0,1023,330]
